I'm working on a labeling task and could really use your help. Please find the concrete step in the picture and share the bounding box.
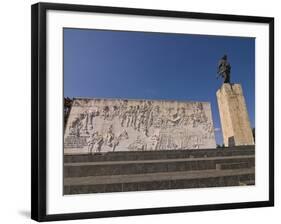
[64,146,255,163]
[216,162,251,170]
[64,168,255,194]
[239,179,255,186]
[64,155,254,177]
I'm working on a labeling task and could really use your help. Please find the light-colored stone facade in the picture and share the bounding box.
[64,98,216,154]
[216,83,254,147]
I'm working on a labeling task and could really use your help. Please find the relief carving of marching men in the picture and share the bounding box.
[64,99,216,153]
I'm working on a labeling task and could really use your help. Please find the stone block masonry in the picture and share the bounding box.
[216,83,254,147]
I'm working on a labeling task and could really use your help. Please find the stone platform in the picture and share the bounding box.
[64,146,255,194]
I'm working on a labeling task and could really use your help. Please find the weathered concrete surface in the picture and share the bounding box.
[64,169,255,194]
[216,84,254,147]
[63,146,255,194]
[64,145,255,163]
[64,98,216,154]
[64,155,254,177]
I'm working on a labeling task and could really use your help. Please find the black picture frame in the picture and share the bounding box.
[31,2,274,222]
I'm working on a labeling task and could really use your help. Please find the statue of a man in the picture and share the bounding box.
[217,54,231,83]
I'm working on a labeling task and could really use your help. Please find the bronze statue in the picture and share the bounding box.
[217,54,231,83]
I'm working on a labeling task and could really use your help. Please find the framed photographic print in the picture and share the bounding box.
[31,2,274,222]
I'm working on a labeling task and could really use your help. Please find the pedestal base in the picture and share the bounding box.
[216,83,254,147]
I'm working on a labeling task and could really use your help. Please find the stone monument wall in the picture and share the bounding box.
[216,83,254,147]
[64,98,216,154]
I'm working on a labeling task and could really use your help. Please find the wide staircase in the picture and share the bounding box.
[64,146,255,194]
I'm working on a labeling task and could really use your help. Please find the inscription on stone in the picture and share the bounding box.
[64,98,216,154]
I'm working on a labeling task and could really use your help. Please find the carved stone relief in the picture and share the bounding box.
[64,98,216,154]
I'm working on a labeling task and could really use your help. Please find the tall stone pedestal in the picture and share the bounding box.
[216,83,254,147]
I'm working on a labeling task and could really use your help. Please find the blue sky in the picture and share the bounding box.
[64,28,255,145]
